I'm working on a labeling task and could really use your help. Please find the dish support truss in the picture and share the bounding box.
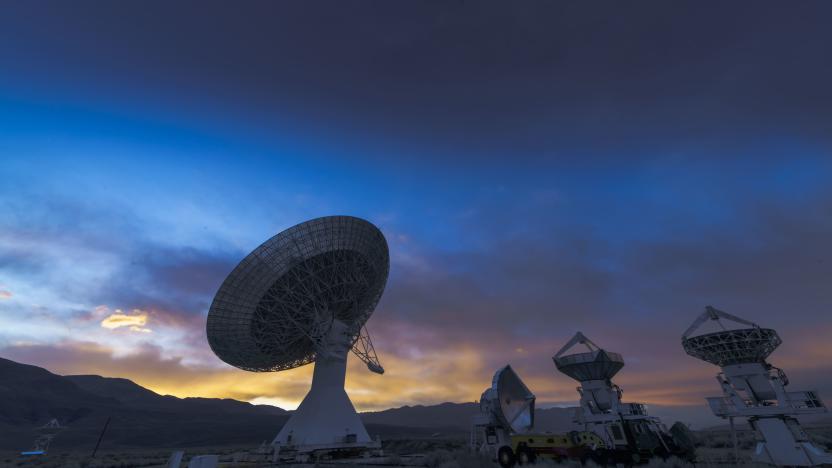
[353,326,384,374]
[683,306,832,466]
[293,309,385,375]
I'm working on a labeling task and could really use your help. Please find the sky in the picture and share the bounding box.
[1,1,832,428]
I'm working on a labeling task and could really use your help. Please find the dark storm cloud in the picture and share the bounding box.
[0,192,240,327]
[95,246,238,318]
[384,172,832,328]
[0,249,47,277]
[145,248,236,296]
[3,1,832,165]
[371,179,832,407]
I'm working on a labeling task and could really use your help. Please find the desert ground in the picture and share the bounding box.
[5,426,832,468]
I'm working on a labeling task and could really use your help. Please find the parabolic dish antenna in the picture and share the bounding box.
[207,215,389,453]
[553,332,624,382]
[480,365,535,434]
[681,306,781,367]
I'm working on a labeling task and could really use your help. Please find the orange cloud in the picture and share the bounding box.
[100,309,152,333]
[0,290,11,299]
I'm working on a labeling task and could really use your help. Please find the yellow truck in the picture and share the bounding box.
[497,431,608,466]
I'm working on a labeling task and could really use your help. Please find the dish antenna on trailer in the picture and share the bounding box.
[471,365,536,463]
[207,216,389,462]
[481,365,536,433]
[682,306,832,466]
[554,332,682,460]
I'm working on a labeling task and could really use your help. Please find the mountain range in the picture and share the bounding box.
[5,356,831,454]
[0,357,574,452]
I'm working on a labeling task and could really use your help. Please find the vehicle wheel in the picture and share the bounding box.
[653,447,669,461]
[581,449,608,466]
[517,448,536,465]
[595,449,613,466]
[498,446,516,468]
[603,451,619,466]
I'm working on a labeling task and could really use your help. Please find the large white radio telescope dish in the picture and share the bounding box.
[206,216,389,455]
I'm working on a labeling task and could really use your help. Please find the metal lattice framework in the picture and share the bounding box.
[681,306,781,367]
[207,216,389,372]
[682,328,781,367]
[353,326,384,374]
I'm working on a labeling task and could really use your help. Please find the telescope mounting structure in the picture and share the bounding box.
[682,306,832,466]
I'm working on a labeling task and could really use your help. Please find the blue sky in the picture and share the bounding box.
[2,1,832,428]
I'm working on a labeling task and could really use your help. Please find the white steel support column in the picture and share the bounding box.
[273,319,371,448]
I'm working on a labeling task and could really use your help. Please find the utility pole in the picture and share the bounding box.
[91,416,111,458]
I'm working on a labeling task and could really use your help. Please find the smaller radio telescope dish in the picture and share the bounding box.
[206,216,389,455]
[479,365,535,434]
[471,366,535,462]
[554,332,624,382]
[474,365,535,439]
[682,305,781,367]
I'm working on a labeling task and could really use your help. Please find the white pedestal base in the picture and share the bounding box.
[752,417,832,466]
[272,319,375,452]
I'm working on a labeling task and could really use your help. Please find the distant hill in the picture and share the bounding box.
[0,357,292,451]
[0,356,579,453]
[66,374,286,416]
[361,402,575,433]
[362,402,480,429]
[0,357,115,427]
